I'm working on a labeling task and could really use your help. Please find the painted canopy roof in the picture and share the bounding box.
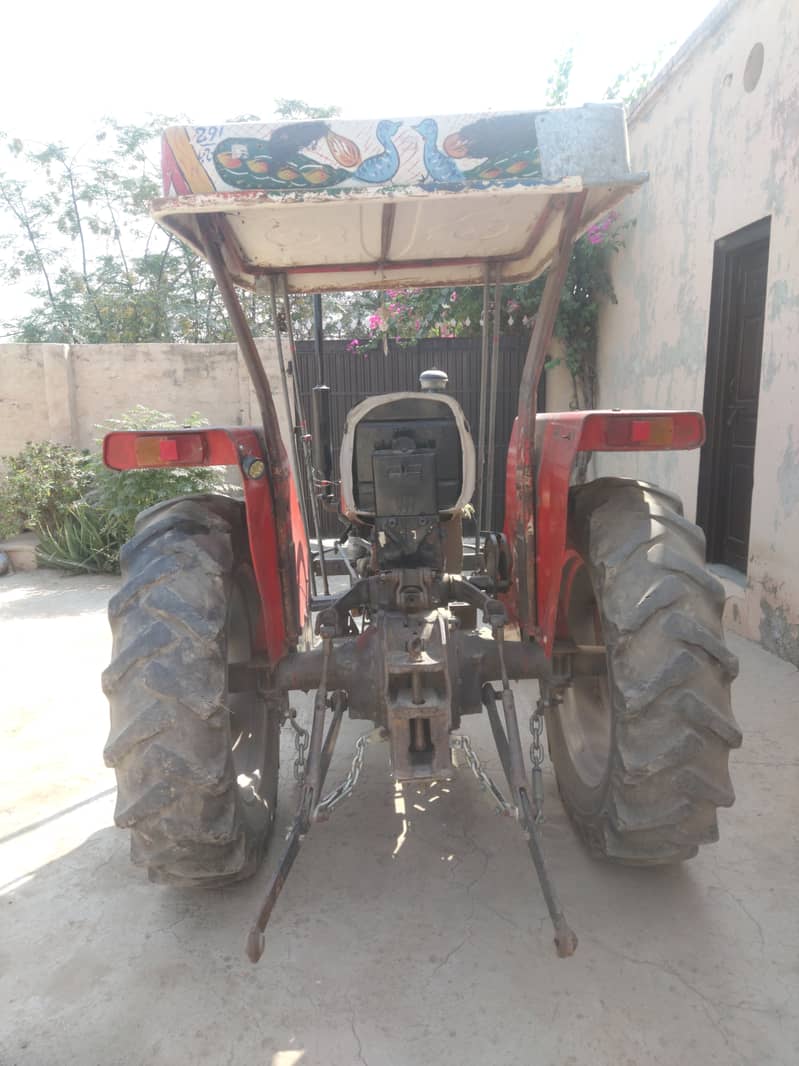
[153,104,646,293]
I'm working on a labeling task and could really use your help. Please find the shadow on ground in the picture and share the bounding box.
[1,570,797,1066]
[2,714,795,1066]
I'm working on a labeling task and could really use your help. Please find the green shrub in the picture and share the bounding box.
[34,406,224,573]
[86,406,223,547]
[0,441,93,541]
[36,502,123,574]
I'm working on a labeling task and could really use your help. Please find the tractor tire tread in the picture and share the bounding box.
[103,494,276,886]
[548,477,741,866]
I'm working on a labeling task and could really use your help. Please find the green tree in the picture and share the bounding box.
[0,103,341,344]
[603,52,667,112]
[546,47,574,107]
[0,116,232,343]
[274,99,340,120]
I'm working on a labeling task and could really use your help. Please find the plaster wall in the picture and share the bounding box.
[595,0,799,661]
[544,340,577,413]
[1,344,56,455]
[0,339,291,456]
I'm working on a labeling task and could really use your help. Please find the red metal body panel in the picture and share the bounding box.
[503,410,705,655]
[502,418,524,629]
[104,427,306,665]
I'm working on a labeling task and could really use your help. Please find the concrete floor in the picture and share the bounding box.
[1,570,797,1066]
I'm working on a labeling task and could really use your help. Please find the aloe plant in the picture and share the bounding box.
[36,503,123,574]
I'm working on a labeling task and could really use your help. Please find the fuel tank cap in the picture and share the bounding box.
[419,368,448,392]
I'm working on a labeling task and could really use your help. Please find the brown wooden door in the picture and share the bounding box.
[698,218,770,574]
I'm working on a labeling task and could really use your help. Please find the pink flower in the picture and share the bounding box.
[507,299,521,313]
[346,339,361,352]
[367,314,384,331]
[587,210,618,245]
[450,291,458,302]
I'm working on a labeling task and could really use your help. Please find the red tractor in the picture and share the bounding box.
[101,106,741,959]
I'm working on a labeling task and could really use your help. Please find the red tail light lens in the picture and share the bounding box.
[605,417,675,447]
[103,432,207,469]
[582,412,704,451]
[132,434,205,466]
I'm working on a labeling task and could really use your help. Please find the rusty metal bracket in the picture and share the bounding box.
[246,639,344,963]
[481,632,578,958]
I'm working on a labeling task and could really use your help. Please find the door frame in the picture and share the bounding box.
[697,215,770,570]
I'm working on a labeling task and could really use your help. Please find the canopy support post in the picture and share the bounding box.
[517,192,587,432]
[278,276,330,596]
[199,218,286,474]
[199,217,303,646]
[483,276,503,545]
[513,192,587,636]
[268,277,320,598]
[312,294,325,383]
[473,264,492,570]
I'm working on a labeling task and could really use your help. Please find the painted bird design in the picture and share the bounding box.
[443,114,542,182]
[443,113,537,161]
[462,152,542,182]
[266,121,331,164]
[354,119,402,183]
[213,120,361,191]
[214,135,348,189]
[413,118,464,185]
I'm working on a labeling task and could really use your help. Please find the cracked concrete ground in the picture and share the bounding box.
[1,569,797,1066]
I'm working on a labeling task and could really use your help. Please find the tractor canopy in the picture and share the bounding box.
[153,105,645,294]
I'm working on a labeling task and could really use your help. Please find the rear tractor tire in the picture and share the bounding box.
[102,495,281,886]
[543,478,742,865]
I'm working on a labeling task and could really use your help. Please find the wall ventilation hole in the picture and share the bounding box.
[743,43,764,92]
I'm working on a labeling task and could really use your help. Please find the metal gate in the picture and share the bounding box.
[292,335,538,538]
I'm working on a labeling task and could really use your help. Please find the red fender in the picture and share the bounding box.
[503,410,704,655]
[103,426,308,665]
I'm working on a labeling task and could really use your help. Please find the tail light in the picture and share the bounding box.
[580,412,704,451]
[134,434,205,466]
[104,431,211,470]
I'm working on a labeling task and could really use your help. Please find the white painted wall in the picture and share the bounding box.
[594,0,799,662]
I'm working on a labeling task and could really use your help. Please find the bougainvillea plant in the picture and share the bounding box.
[345,210,629,415]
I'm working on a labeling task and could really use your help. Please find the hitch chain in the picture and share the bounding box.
[317,731,371,816]
[450,734,515,816]
[288,710,310,783]
[288,704,370,809]
[530,700,546,823]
